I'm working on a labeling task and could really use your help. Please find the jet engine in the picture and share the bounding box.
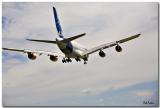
[50,55,58,62]
[27,52,37,60]
[99,50,106,57]
[115,45,122,52]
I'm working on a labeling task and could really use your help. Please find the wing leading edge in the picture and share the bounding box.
[82,33,140,56]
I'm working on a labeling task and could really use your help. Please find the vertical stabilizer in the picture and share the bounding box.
[53,7,63,38]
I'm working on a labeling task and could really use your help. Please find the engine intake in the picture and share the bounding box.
[115,45,122,52]
[99,50,106,57]
[27,53,37,60]
[50,55,58,62]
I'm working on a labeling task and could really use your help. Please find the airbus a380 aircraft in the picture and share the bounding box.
[3,7,140,64]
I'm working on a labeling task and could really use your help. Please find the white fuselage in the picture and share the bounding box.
[56,38,87,59]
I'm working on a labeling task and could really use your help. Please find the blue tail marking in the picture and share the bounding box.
[53,7,63,38]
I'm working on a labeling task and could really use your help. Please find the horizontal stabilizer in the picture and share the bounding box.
[26,39,56,44]
[26,33,86,44]
[62,33,86,43]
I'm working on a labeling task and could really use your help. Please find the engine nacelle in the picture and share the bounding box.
[99,50,106,57]
[27,53,37,60]
[50,55,58,62]
[115,45,122,52]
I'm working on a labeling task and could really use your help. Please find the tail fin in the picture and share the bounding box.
[53,7,63,38]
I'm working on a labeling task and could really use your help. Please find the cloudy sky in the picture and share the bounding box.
[2,2,158,106]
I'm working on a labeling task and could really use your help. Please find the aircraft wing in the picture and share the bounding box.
[2,48,64,57]
[82,33,140,56]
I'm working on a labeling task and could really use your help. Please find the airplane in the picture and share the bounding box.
[2,7,140,64]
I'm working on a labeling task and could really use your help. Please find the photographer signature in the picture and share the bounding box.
[143,100,154,104]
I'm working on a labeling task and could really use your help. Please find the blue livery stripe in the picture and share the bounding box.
[53,7,63,38]
[66,42,73,52]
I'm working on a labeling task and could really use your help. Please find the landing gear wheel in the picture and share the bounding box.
[62,59,66,63]
[75,58,81,62]
[66,58,72,62]
[62,58,66,63]
[84,61,87,64]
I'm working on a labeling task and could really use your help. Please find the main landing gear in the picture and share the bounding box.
[62,57,72,63]
[62,57,88,64]
[76,57,88,64]
[75,57,81,62]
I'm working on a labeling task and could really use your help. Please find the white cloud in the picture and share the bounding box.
[81,88,92,94]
